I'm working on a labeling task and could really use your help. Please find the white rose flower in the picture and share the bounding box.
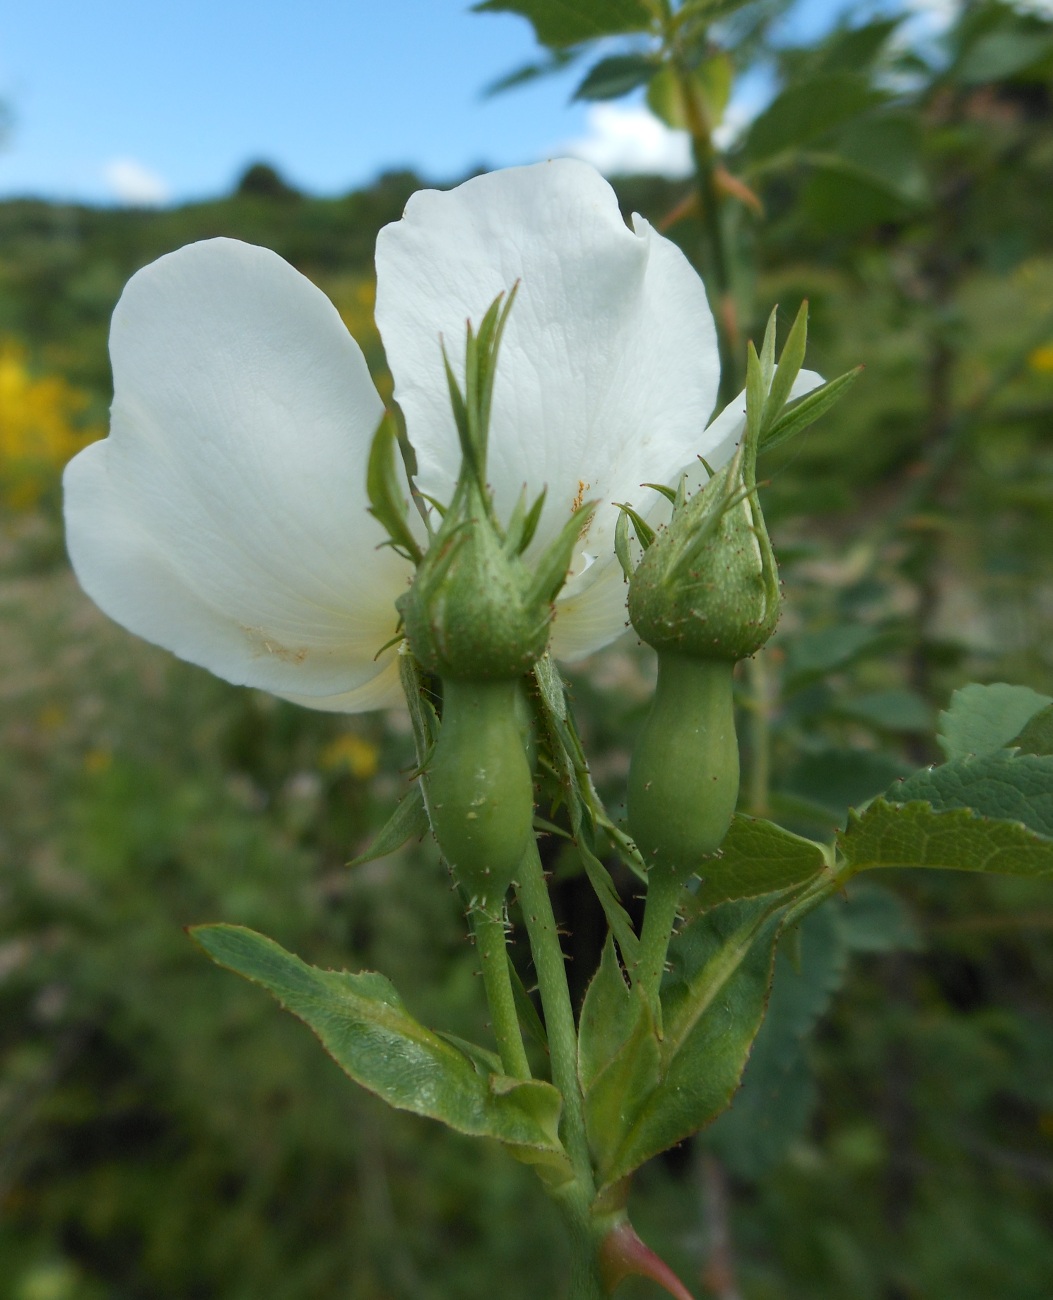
[65,159,795,712]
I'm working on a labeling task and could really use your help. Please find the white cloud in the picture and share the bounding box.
[553,104,692,179]
[102,157,170,207]
[904,0,959,26]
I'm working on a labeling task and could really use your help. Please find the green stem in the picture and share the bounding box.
[471,905,531,1080]
[674,57,742,404]
[637,873,682,1023]
[515,840,595,1195]
[558,1186,607,1300]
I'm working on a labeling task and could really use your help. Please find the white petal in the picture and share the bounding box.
[64,238,411,709]
[375,159,720,658]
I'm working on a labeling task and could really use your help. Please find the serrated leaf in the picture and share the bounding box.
[574,53,655,100]
[348,781,429,867]
[690,815,827,910]
[891,751,1053,839]
[1011,705,1053,757]
[937,682,1053,760]
[838,799,1053,877]
[191,925,572,1172]
[473,0,653,48]
[598,894,787,1188]
[706,902,846,1179]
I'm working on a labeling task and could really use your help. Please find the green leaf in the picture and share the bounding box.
[705,903,846,1179]
[707,881,919,1179]
[473,0,653,48]
[834,881,922,955]
[759,367,862,455]
[481,48,579,97]
[890,752,1053,840]
[742,73,887,165]
[1012,705,1053,757]
[348,782,429,867]
[646,55,733,131]
[573,53,655,101]
[578,938,661,1172]
[800,166,916,236]
[838,799,1053,877]
[954,24,1053,85]
[782,748,913,824]
[810,18,902,76]
[599,895,787,1187]
[690,815,827,910]
[805,114,928,207]
[937,682,1053,760]
[191,925,572,1174]
[836,689,933,734]
[781,623,885,686]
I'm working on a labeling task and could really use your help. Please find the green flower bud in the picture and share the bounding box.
[388,289,594,907]
[398,479,550,681]
[396,288,595,683]
[625,441,780,664]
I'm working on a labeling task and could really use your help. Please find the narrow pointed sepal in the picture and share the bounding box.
[526,499,599,610]
[366,412,424,564]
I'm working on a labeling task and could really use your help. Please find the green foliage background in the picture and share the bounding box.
[2,3,1053,1296]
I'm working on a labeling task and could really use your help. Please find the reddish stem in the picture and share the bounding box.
[599,1219,696,1300]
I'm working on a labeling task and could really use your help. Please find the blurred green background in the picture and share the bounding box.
[3,3,1053,1297]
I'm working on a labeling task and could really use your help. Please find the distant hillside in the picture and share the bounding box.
[0,165,689,403]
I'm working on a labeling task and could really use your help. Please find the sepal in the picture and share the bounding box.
[399,290,594,680]
[366,411,424,563]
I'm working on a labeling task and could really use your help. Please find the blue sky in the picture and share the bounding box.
[1,0,906,206]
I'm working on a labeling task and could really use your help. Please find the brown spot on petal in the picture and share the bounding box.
[241,625,308,664]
